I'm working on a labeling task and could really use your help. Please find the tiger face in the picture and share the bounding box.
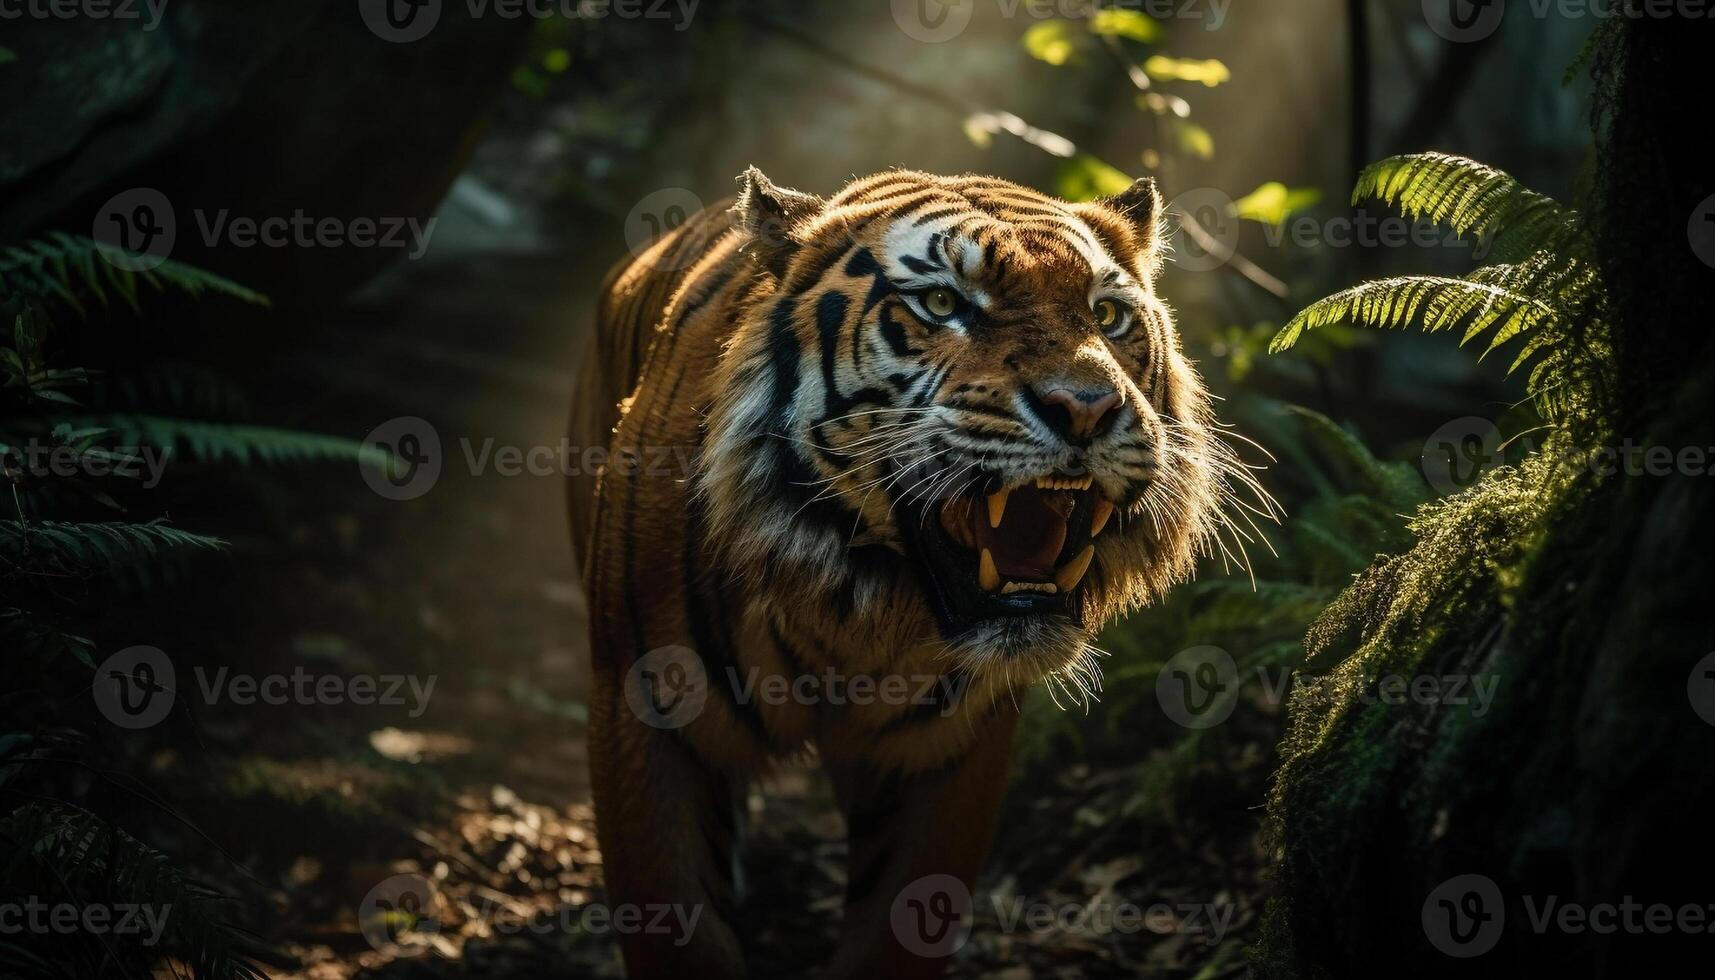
[702,169,1262,687]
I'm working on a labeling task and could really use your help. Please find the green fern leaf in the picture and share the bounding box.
[1353,153,1585,263]
[1271,276,1547,351]
[0,234,269,316]
[74,415,389,469]
[2,801,270,979]
[0,519,226,584]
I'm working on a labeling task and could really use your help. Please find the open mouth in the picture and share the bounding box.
[901,473,1115,632]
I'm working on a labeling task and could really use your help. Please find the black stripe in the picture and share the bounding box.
[817,290,852,416]
[877,302,920,357]
[899,254,939,276]
[786,240,854,293]
[946,401,1022,423]
[767,297,801,430]
[911,204,968,227]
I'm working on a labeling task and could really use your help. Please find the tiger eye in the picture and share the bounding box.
[924,288,958,319]
[1095,299,1120,328]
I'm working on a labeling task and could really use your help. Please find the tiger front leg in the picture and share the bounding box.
[821,707,1020,980]
[586,657,749,979]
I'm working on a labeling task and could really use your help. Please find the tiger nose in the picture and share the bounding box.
[1033,386,1124,443]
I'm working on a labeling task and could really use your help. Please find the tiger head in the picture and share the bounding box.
[701,168,1267,690]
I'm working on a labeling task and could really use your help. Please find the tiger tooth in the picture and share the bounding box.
[979,548,1001,591]
[1055,545,1096,593]
[1091,498,1115,536]
[1002,581,1058,594]
[987,488,1009,529]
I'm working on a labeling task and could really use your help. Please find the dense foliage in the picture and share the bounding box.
[0,235,381,978]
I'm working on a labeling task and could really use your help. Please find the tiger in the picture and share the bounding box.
[566,167,1266,979]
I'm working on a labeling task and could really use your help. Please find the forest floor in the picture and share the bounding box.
[168,225,1265,980]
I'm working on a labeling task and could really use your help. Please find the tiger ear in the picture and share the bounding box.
[1100,176,1163,244]
[733,167,825,278]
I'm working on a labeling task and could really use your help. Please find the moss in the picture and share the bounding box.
[1257,18,1715,976]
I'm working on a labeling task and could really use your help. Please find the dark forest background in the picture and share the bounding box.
[2,2,1711,978]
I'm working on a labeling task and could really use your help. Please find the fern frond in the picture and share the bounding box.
[1271,250,1598,376]
[1272,276,1542,348]
[0,519,226,584]
[75,415,389,469]
[0,233,269,318]
[1,800,269,980]
[1354,153,1585,263]
[109,360,254,419]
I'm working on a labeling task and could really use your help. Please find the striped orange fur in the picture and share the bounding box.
[567,168,1270,978]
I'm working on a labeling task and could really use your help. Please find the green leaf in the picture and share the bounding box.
[1173,120,1215,160]
[1234,182,1323,229]
[0,233,269,318]
[1055,155,1135,203]
[1351,153,1584,263]
[962,114,995,149]
[0,519,227,587]
[1023,20,1083,66]
[74,414,389,469]
[1143,55,1230,86]
[1088,8,1162,43]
